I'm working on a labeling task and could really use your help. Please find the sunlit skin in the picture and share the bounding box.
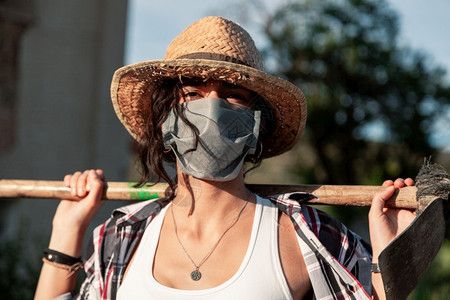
[369,178,415,300]
[179,79,254,107]
[35,80,416,300]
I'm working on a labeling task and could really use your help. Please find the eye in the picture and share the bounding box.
[225,92,252,107]
[180,87,204,102]
[227,93,246,100]
[184,92,202,100]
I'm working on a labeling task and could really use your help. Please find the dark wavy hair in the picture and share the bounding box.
[135,78,275,198]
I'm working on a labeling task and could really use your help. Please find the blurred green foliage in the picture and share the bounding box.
[236,0,450,298]
[260,0,450,186]
[410,239,450,300]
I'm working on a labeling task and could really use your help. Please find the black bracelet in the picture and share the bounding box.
[43,248,82,266]
[371,262,381,273]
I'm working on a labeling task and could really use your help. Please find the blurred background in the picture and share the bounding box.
[0,0,449,298]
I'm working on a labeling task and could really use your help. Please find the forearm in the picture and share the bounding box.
[371,263,385,300]
[34,227,86,300]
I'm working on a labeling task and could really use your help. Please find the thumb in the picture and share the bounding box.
[85,170,105,202]
[370,186,395,216]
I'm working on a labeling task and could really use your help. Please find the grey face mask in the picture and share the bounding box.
[162,97,261,181]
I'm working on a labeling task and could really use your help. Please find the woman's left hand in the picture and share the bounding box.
[368,178,416,260]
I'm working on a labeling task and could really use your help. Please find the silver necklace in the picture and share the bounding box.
[171,192,251,281]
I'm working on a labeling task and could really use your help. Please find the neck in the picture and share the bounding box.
[172,166,252,225]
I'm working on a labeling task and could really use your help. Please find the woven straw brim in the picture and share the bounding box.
[111,59,307,159]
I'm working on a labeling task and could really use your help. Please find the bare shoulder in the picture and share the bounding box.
[278,211,312,300]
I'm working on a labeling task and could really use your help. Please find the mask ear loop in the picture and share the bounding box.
[162,133,173,153]
[249,141,263,163]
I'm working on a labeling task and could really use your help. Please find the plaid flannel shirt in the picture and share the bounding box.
[63,193,372,299]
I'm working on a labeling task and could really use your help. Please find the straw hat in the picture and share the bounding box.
[111,16,307,158]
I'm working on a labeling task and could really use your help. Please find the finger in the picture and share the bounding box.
[69,171,82,197]
[382,180,394,187]
[86,170,105,202]
[370,186,395,215]
[86,170,104,191]
[86,170,106,191]
[394,178,405,188]
[63,174,72,187]
[76,170,91,197]
[405,177,414,186]
[95,169,106,181]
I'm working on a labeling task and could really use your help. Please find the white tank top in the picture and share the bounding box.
[117,196,293,299]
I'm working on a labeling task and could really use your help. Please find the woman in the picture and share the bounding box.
[35,16,415,300]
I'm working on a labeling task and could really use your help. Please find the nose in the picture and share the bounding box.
[204,80,224,99]
[207,90,221,98]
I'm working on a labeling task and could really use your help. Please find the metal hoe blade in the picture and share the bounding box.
[379,197,446,300]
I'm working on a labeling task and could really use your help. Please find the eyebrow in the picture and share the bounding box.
[180,78,246,90]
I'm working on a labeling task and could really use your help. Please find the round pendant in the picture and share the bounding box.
[190,269,202,281]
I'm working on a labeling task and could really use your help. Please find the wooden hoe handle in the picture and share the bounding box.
[0,179,418,209]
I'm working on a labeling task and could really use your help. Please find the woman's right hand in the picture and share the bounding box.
[36,171,105,298]
[49,169,106,257]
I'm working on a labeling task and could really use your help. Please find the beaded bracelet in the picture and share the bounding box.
[42,258,83,278]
